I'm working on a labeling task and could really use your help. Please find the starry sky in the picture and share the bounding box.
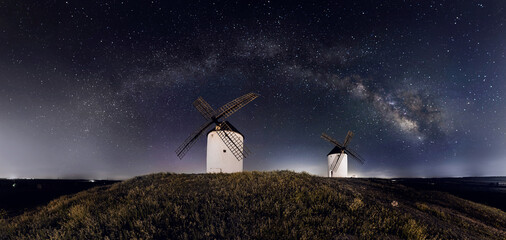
[1,0,505,179]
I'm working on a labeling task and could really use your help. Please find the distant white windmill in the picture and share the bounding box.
[175,93,259,173]
[321,131,365,177]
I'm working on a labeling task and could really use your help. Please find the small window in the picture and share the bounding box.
[223,149,226,153]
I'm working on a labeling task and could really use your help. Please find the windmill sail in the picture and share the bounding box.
[216,93,259,120]
[193,97,215,120]
[345,148,365,165]
[176,92,258,162]
[214,121,250,161]
[321,133,343,148]
[342,131,354,147]
[175,120,214,159]
[330,151,345,172]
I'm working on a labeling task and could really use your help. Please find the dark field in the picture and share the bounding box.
[0,179,119,217]
[394,177,506,212]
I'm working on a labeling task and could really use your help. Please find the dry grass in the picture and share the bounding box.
[1,171,505,239]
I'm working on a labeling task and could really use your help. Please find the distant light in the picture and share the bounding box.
[89,179,95,183]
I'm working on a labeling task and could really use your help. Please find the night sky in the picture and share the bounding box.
[1,1,505,179]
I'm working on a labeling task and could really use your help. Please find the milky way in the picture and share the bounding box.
[0,1,505,178]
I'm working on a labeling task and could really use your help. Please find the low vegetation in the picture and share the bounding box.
[1,171,505,239]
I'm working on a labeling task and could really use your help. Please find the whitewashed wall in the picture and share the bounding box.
[206,131,244,173]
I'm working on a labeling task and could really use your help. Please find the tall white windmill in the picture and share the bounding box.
[321,131,365,177]
[206,121,244,173]
[175,93,259,173]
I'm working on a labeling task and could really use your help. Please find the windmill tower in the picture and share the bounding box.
[175,93,259,173]
[321,131,365,177]
[206,121,244,173]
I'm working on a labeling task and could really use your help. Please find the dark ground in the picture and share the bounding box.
[393,177,506,212]
[1,176,505,218]
[0,179,119,217]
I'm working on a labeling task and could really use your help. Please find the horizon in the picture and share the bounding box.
[2,169,506,181]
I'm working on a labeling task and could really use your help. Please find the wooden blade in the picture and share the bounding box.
[215,122,248,161]
[215,93,259,120]
[175,120,214,159]
[345,148,365,165]
[342,131,354,147]
[193,97,215,120]
[321,133,343,148]
[330,150,346,172]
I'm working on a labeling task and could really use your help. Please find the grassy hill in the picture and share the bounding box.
[1,171,505,239]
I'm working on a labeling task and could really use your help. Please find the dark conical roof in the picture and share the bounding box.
[328,146,346,156]
[207,121,244,137]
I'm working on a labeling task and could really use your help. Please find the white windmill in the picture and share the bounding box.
[206,121,244,173]
[175,93,259,173]
[321,131,365,177]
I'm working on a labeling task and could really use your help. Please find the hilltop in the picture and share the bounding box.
[1,171,505,239]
